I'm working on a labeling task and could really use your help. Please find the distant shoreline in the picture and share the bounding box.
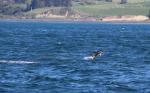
[0,17,150,24]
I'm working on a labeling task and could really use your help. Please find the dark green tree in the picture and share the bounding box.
[148,10,150,19]
[31,0,72,8]
[105,0,112,2]
[120,0,127,4]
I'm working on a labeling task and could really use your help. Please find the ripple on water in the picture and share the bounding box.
[0,22,150,93]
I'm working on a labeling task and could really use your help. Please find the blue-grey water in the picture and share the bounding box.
[0,21,150,93]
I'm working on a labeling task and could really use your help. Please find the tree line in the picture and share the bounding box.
[0,0,72,15]
[31,0,72,9]
[74,0,128,4]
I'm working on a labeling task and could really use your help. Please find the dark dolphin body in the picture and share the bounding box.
[83,50,103,60]
[92,51,103,60]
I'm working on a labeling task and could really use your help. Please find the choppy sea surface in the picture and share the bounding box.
[0,21,149,93]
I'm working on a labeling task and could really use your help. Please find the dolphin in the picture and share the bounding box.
[92,51,103,60]
[84,50,103,60]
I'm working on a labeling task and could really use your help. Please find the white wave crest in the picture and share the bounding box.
[0,60,36,64]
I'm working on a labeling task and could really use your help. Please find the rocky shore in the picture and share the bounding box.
[32,13,150,22]
[101,15,149,22]
[0,14,150,23]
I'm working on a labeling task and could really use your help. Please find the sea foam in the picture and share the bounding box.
[0,60,36,64]
[83,56,94,60]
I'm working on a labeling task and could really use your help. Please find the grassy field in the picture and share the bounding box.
[73,0,150,17]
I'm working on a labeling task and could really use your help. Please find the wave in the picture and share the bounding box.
[0,60,36,64]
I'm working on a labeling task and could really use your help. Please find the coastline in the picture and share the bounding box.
[0,17,150,24]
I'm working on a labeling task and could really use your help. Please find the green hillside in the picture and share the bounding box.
[73,0,150,17]
[0,0,150,18]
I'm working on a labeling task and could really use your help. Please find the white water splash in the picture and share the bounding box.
[0,60,36,64]
[83,56,94,60]
[83,53,103,60]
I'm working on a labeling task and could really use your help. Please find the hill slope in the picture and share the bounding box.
[73,0,150,17]
[0,0,150,19]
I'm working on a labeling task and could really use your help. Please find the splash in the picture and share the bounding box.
[0,60,36,64]
[83,56,94,60]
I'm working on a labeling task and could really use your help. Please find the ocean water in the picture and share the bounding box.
[0,21,149,93]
